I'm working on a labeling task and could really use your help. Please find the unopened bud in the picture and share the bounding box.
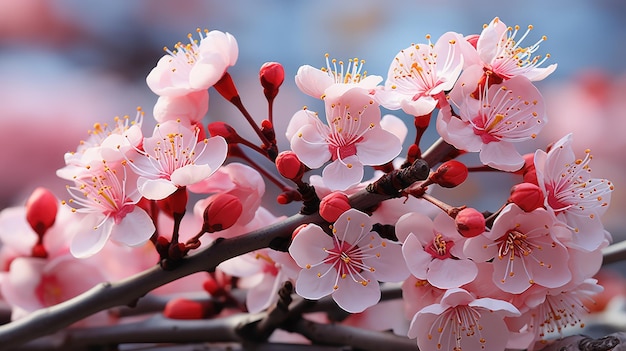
[260,62,285,101]
[275,151,305,180]
[509,183,545,212]
[164,298,206,320]
[202,193,243,233]
[202,277,224,296]
[430,160,468,188]
[519,153,538,185]
[207,121,242,144]
[157,187,188,217]
[455,208,485,238]
[319,192,351,223]
[25,187,58,237]
[213,72,239,102]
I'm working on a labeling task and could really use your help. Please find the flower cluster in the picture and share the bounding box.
[0,18,617,351]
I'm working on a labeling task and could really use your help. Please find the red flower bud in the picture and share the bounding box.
[213,72,239,102]
[157,187,188,217]
[207,121,242,144]
[202,193,243,233]
[430,160,468,188]
[509,182,545,212]
[275,151,305,180]
[164,298,206,320]
[260,62,285,101]
[319,192,351,223]
[25,187,58,237]
[455,208,485,238]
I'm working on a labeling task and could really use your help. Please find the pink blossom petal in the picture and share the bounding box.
[426,258,478,289]
[137,177,178,200]
[480,141,524,172]
[192,136,228,171]
[246,272,281,313]
[443,117,483,152]
[463,234,497,262]
[70,215,113,258]
[170,164,214,187]
[294,263,336,299]
[333,272,381,313]
[379,114,408,143]
[364,240,409,282]
[356,128,402,165]
[294,65,334,99]
[401,96,438,117]
[189,53,229,90]
[329,209,371,246]
[109,207,155,247]
[289,224,335,268]
[395,212,434,243]
[322,157,363,191]
[153,90,209,125]
[290,124,332,169]
[285,109,317,141]
[1,258,46,311]
[402,234,431,279]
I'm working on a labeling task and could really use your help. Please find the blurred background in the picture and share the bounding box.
[1,0,625,240]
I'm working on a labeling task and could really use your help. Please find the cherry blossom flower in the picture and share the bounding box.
[437,74,546,171]
[289,208,408,313]
[219,249,299,313]
[409,288,520,351]
[511,279,603,346]
[464,204,572,294]
[146,29,238,97]
[376,32,470,116]
[127,119,227,200]
[397,212,478,289]
[286,88,402,190]
[295,54,382,100]
[0,255,108,323]
[57,111,144,181]
[534,133,614,251]
[63,162,155,258]
[476,17,557,81]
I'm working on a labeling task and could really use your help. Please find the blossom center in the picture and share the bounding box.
[321,54,367,84]
[427,305,486,350]
[425,233,454,259]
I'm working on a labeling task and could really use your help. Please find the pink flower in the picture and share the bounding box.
[146,29,238,97]
[437,75,546,171]
[534,133,614,251]
[219,249,300,313]
[476,17,557,81]
[409,288,520,351]
[64,162,155,258]
[376,32,469,116]
[464,204,572,294]
[295,55,382,99]
[289,209,408,313]
[511,278,603,345]
[286,89,402,190]
[398,212,478,289]
[0,254,109,326]
[57,112,144,180]
[127,120,227,200]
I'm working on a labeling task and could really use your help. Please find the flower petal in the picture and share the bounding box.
[289,224,335,268]
[294,263,336,300]
[109,207,155,247]
[333,272,380,313]
[322,157,363,191]
[137,177,178,200]
[70,215,113,258]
